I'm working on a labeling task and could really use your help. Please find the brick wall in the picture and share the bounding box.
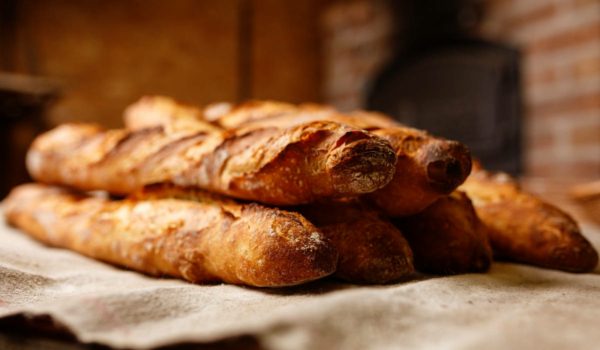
[479,0,600,179]
[322,0,600,179]
[321,0,394,112]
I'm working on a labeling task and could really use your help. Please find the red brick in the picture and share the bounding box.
[528,93,600,117]
[527,22,600,55]
[573,0,600,9]
[572,55,600,79]
[571,124,600,146]
[505,4,556,30]
[527,161,600,178]
[527,132,555,149]
[525,68,556,87]
[568,161,600,178]
[526,162,558,178]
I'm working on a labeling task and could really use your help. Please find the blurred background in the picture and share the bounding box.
[1,0,599,199]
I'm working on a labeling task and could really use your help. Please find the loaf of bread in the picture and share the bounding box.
[4,183,338,287]
[124,95,222,135]
[27,120,398,205]
[394,191,493,275]
[365,127,472,217]
[203,100,400,131]
[125,96,472,217]
[295,200,414,283]
[459,165,598,272]
[135,183,415,284]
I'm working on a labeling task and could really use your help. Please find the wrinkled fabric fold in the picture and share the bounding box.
[1,213,599,350]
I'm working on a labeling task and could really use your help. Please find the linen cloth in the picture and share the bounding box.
[1,214,599,350]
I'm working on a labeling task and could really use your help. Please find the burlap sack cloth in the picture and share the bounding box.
[1,213,600,350]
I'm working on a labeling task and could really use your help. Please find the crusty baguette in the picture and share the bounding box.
[365,127,472,217]
[210,101,473,217]
[204,100,400,131]
[459,165,598,272]
[26,120,397,205]
[4,183,338,287]
[124,95,223,135]
[293,199,414,284]
[135,183,415,284]
[394,191,493,275]
[125,96,471,217]
[126,97,399,133]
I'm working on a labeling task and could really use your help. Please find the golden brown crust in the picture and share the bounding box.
[27,120,397,205]
[459,168,598,272]
[138,184,414,284]
[293,199,414,284]
[123,97,471,217]
[206,100,400,131]
[132,182,240,207]
[205,100,471,217]
[139,182,415,284]
[124,96,223,134]
[4,183,338,287]
[209,100,336,129]
[126,97,400,133]
[394,191,493,275]
[220,102,472,217]
[366,128,472,217]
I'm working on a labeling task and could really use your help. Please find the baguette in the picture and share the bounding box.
[135,183,415,284]
[366,127,472,217]
[124,96,394,134]
[125,96,471,217]
[293,199,414,284]
[4,183,338,287]
[124,95,222,135]
[394,191,492,275]
[459,165,598,272]
[205,100,400,131]
[26,120,398,205]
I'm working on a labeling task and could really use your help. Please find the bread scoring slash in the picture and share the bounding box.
[125,96,472,217]
[4,183,338,287]
[26,120,398,205]
[136,183,415,284]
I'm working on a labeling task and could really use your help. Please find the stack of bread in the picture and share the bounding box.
[4,96,598,287]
